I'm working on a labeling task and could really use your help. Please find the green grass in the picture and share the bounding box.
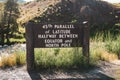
[10,38,25,43]
[9,27,25,43]
[33,31,120,68]
[91,31,114,42]
[0,30,120,69]
[0,43,119,68]
[15,50,26,65]
[34,48,90,69]
[29,47,99,69]
[106,35,120,57]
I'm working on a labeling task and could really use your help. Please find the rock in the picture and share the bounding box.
[0,44,26,57]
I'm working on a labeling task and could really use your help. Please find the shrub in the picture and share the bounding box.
[90,45,118,63]
[0,51,26,68]
[106,35,120,58]
[0,54,17,67]
[35,48,56,68]
[7,54,17,67]
[55,48,75,68]
[1,55,8,67]
[16,51,26,65]
[0,57,2,67]
[35,48,97,69]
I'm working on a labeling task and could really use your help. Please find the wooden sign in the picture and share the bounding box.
[32,23,83,48]
[25,22,89,70]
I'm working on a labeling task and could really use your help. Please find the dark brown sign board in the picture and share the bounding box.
[26,22,89,70]
[33,23,83,48]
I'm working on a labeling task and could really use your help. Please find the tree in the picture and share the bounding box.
[0,2,4,46]
[0,0,20,45]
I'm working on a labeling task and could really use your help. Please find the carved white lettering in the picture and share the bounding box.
[54,25,74,29]
[52,30,71,34]
[38,34,56,38]
[45,39,63,43]
[59,34,78,38]
[45,44,59,47]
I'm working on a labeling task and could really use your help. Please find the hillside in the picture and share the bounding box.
[1,0,119,25]
[18,0,61,24]
[17,0,120,25]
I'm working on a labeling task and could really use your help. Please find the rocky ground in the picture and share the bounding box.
[0,44,120,80]
[0,44,26,56]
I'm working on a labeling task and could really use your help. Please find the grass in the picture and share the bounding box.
[10,38,25,43]
[106,35,120,57]
[114,3,120,7]
[35,48,92,69]
[113,68,120,79]
[90,43,118,64]
[10,27,26,43]
[0,54,16,67]
[0,46,119,69]
[31,30,118,68]
[0,31,120,69]
[0,51,26,68]
[0,0,120,69]
[0,57,2,67]
[16,51,26,65]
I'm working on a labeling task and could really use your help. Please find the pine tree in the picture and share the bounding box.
[0,2,4,46]
[1,0,20,45]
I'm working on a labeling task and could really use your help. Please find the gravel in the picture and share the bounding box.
[0,44,26,56]
[0,60,120,80]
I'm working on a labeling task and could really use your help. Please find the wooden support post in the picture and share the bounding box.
[83,21,90,65]
[26,23,35,71]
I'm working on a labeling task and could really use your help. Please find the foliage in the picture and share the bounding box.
[34,43,118,69]
[0,0,120,69]
[16,51,26,65]
[0,37,119,68]
[106,35,120,58]
[0,54,17,67]
[90,43,118,62]
[35,48,92,69]
[0,0,20,46]
[0,57,2,67]
[91,31,114,42]
[32,0,119,25]
[0,50,26,68]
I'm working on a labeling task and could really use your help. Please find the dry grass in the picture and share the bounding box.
[100,51,118,62]
[114,3,120,7]
[0,52,26,68]
[0,57,2,67]
[0,46,119,68]
[0,54,17,67]
[16,52,26,65]
[113,68,120,79]
[7,54,17,67]
[91,46,118,63]
[18,0,61,24]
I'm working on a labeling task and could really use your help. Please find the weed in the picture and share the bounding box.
[0,54,16,67]
[106,35,120,58]
[0,57,2,67]
[16,51,26,65]
[7,54,17,67]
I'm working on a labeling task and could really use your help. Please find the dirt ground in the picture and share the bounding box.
[0,60,120,80]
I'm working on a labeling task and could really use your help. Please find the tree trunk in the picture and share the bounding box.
[1,32,5,46]
[6,33,10,45]
[6,7,12,45]
[118,54,120,59]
